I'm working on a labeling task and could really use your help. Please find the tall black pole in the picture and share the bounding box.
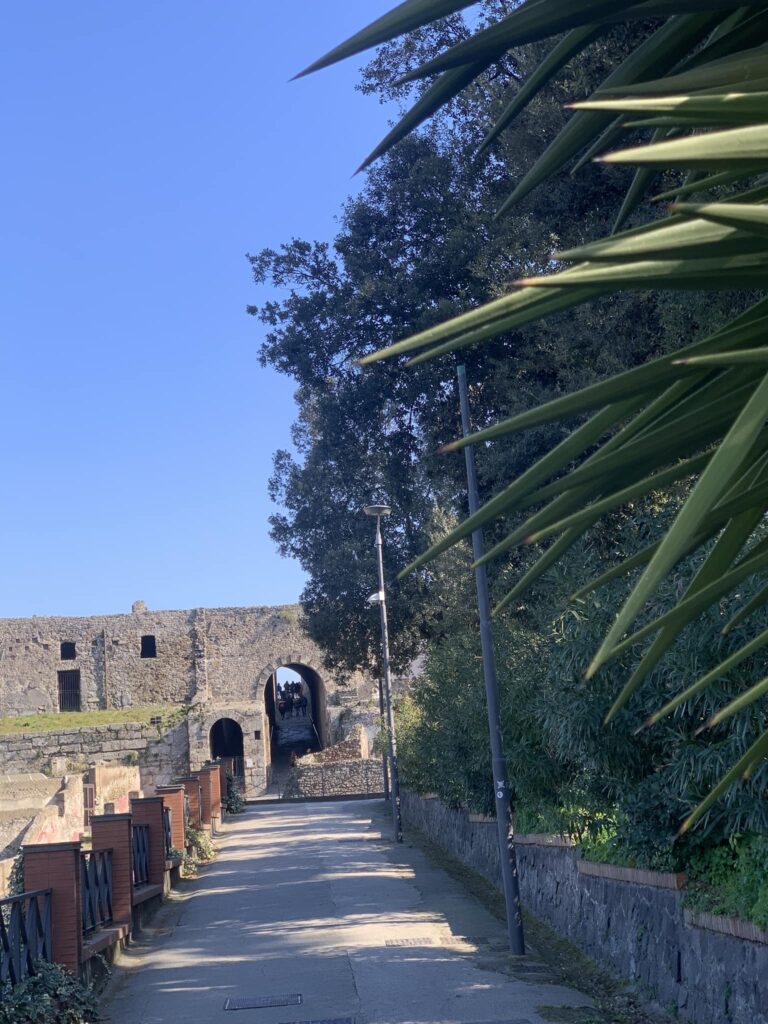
[378,677,390,800]
[374,515,403,843]
[457,364,525,955]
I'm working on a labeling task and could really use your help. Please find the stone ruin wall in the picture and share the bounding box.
[0,602,373,718]
[0,602,380,797]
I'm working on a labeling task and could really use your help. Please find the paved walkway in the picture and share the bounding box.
[104,800,592,1024]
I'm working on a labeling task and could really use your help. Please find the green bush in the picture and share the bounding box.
[0,961,98,1024]
[188,823,218,864]
[224,771,244,815]
[685,835,768,928]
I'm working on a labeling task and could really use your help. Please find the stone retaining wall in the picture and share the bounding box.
[0,720,189,791]
[400,790,768,1024]
[284,758,384,798]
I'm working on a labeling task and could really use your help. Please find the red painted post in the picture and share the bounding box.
[155,786,185,851]
[176,778,202,828]
[22,841,82,975]
[91,814,133,925]
[200,765,221,823]
[130,797,165,888]
[218,761,228,815]
[190,771,213,829]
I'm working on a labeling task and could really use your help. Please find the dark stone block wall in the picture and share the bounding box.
[400,790,768,1024]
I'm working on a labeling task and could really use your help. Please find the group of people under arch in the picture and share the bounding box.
[276,680,308,719]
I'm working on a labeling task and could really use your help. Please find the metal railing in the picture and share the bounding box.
[163,807,173,858]
[0,889,52,991]
[80,849,113,934]
[132,824,150,887]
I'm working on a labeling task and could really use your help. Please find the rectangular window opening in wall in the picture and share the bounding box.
[140,634,157,658]
[60,641,76,660]
[58,670,81,712]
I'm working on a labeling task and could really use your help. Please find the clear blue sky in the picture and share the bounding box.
[1,2,394,618]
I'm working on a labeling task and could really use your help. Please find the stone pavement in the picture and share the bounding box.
[103,799,593,1024]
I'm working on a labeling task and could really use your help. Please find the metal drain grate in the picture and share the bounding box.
[224,994,302,1011]
[385,937,435,946]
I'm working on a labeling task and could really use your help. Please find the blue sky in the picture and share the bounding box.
[1,2,394,618]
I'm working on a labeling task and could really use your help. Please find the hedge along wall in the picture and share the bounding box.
[400,790,768,1024]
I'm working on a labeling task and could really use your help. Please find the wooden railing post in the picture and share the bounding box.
[22,841,82,975]
[90,814,132,927]
[130,797,165,888]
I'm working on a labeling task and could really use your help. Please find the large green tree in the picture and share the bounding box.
[250,10,733,673]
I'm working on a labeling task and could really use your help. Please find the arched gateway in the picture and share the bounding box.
[263,663,329,770]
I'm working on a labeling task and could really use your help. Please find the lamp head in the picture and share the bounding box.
[364,504,392,517]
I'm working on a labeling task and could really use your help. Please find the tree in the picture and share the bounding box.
[302,0,768,826]
[250,14,737,674]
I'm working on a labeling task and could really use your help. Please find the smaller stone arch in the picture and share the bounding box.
[209,717,244,760]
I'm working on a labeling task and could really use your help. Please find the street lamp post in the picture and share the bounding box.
[364,504,403,843]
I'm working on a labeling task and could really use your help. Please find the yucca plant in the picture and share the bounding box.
[299,0,768,830]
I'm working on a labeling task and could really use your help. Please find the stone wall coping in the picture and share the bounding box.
[578,858,687,890]
[516,832,574,847]
[684,908,768,945]
[90,813,133,822]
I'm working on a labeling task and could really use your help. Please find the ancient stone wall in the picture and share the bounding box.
[400,791,768,1024]
[0,602,372,718]
[284,759,384,798]
[0,720,189,792]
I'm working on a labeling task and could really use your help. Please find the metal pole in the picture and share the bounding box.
[374,516,404,843]
[378,677,390,800]
[457,363,525,955]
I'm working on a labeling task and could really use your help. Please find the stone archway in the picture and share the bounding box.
[209,717,244,760]
[260,659,329,768]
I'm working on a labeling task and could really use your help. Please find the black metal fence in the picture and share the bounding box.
[81,849,113,934]
[132,824,150,887]
[0,889,52,991]
[163,807,173,858]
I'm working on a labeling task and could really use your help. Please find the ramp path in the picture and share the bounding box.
[104,799,592,1024]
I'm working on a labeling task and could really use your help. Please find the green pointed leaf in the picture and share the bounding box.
[600,125,768,171]
[479,25,604,154]
[493,530,582,616]
[586,370,768,680]
[674,200,768,238]
[294,0,475,78]
[675,347,768,368]
[680,729,768,833]
[643,624,768,727]
[705,674,768,729]
[358,62,487,172]
[606,493,768,721]
[396,396,645,578]
[444,305,768,448]
[601,539,768,669]
[721,579,768,633]
[498,14,725,212]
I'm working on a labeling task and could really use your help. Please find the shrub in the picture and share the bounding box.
[185,826,214,864]
[685,834,768,928]
[224,771,244,815]
[0,961,98,1024]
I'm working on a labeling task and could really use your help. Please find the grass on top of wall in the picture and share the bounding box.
[0,705,186,735]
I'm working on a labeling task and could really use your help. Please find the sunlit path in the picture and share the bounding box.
[104,800,592,1024]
